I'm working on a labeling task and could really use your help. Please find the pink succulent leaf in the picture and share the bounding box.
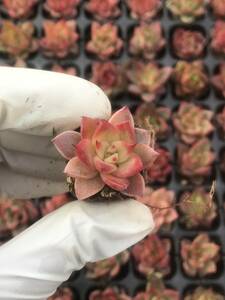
[210,0,225,18]
[135,128,151,145]
[3,0,37,19]
[76,139,96,169]
[94,156,117,174]
[52,130,81,160]
[81,116,101,139]
[92,120,120,145]
[126,0,162,21]
[101,173,129,191]
[113,154,143,178]
[44,0,80,18]
[135,144,159,168]
[109,106,134,127]
[116,121,136,144]
[122,173,145,198]
[64,157,97,179]
[85,0,121,21]
[75,176,105,200]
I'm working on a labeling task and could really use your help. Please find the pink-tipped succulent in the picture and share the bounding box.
[138,187,178,232]
[216,106,225,139]
[172,28,206,59]
[179,188,217,229]
[181,233,220,277]
[211,21,225,55]
[185,286,224,300]
[52,107,158,201]
[86,250,129,280]
[2,0,37,19]
[166,0,206,23]
[210,0,225,18]
[89,287,131,300]
[47,286,74,300]
[132,234,171,276]
[90,62,126,98]
[126,0,162,21]
[51,64,77,76]
[129,22,165,60]
[212,63,225,99]
[40,20,79,58]
[173,102,214,145]
[173,61,208,99]
[127,61,172,102]
[44,0,80,18]
[40,194,71,216]
[85,0,121,21]
[0,21,37,59]
[177,139,215,180]
[86,22,123,60]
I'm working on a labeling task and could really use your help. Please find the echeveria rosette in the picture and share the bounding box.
[85,0,121,21]
[211,63,225,98]
[51,64,77,76]
[211,21,225,55]
[86,22,123,60]
[210,0,225,18]
[166,0,206,23]
[86,250,129,280]
[44,0,80,18]
[185,286,224,300]
[40,194,71,216]
[40,20,79,58]
[89,287,131,300]
[129,22,166,60]
[173,102,214,145]
[2,0,37,19]
[181,233,220,277]
[53,107,158,200]
[47,286,74,300]
[127,61,172,102]
[126,0,162,21]
[172,28,206,60]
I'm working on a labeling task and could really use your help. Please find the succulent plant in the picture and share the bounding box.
[127,61,172,102]
[184,286,224,300]
[173,102,214,144]
[40,194,71,216]
[89,287,131,300]
[90,62,126,98]
[132,234,171,276]
[44,0,80,18]
[177,139,215,180]
[216,106,225,139]
[173,61,208,99]
[211,21,225,55]
[40,20,79,58]
[85,0,121,21]
[86,22,123,60]
[51,64,77,76]
[0,21,37,59]
[179,188,217,229]
[47,286,74,300]
[129,22,165,60]
[138,187,178,232]
[181,233,220,277]
[166,0,206,23]
[2,0,37,19]
[126,0,162,21]
[53,107,158,200]
[135,103,171,140]
[172,28,206,59]
[147,147,172,183]
[86,250,129,280]
[210,0,225,18]
[0,197,39,235]
[211,63,225,98]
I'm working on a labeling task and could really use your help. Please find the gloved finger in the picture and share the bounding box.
[0,199,154,300]
[0,165,67,198]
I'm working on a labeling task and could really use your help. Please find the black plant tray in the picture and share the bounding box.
[1,0,225,299]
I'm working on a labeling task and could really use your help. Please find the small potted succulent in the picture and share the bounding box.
[177,139,215,182]
[216,106,225,139]
[173,102,214,144]
[86,22,123,60]
[210,0,225,18]
[85,0,121,21]
[0,21,37,60]
[185,286,224,300]
[47,286,74,300]
[129,22,166,60]
[51,64,77,76]
[135,104,171,140]
[126,0,162,21]
[40,20,79,58]
[166,0,206,23]
[132,234,171,277]
[138,187,178,232]
[127,61,172,102]
[40,194,71,216]
[179,188,217,229]
[173,61,209,99]
[44,0,80,18]
[172,28,206,59]
[211,21,225,56]
[211,63,225,99]
[181,233,220,277]
[90,62,126,98]
[86,250,129,280]
[2,0,37,19]
[89,287,131,300]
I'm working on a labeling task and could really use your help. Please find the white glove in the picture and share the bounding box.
[0,68,155,300]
